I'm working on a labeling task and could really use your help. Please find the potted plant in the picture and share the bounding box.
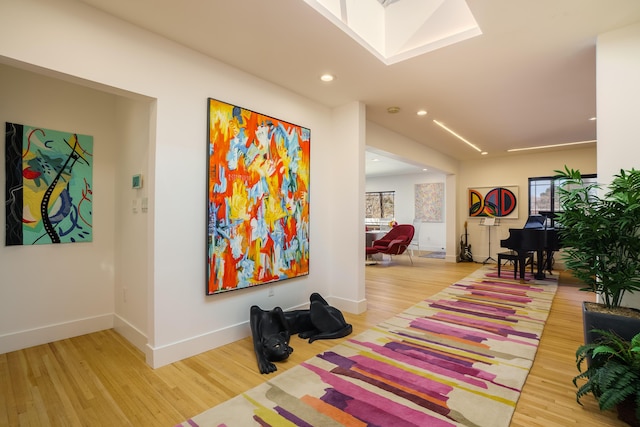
[554,167,640,344]
[574,329,640,426]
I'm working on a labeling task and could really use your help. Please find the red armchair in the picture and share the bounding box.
[365,224,415,265]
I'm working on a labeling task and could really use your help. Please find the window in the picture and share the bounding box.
[528,174,597,227]
[365,191,395,228]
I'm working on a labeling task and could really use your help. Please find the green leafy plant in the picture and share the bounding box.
[555,167,640,308]
[573,329,640,422]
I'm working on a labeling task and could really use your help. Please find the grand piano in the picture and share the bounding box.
[500,214,561,280]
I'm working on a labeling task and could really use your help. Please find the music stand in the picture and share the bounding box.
[481,217,499,264]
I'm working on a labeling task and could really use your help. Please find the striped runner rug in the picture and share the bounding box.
[178,265,558,427]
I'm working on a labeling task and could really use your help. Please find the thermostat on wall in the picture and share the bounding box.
[132,174,143,189]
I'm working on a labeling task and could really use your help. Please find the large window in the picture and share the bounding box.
[528,174,597,226]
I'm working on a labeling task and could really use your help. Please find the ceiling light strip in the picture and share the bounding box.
[507,140,596,152]
[433,120,482,152]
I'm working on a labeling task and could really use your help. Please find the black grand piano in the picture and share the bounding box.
[500,214,561,280]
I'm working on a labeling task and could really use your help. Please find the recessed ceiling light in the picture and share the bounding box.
[417,110,427,116]
[387,106,401,114]
[320,74,335,82]
[589,117,597,121]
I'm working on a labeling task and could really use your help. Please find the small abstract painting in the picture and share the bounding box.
[206,98,310,295]
[415,182,444,222]
[468,186,518,218]
[5,122,93,245]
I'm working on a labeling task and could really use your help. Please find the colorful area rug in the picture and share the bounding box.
[178,266,557,427]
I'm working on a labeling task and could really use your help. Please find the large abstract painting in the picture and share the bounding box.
[206,98,310,295]
[468,186,518,218]
[5,122,93,245]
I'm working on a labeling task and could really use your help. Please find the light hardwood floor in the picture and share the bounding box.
[0,256,628,426]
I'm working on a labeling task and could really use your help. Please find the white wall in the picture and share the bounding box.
[597,22,640,309]
[327,103,367,311]
[366,121,459,175]
[597,23,640,182]
[0,64,119,352]
[113,96,154,350]
[366,173,447,252]
[0,0,364,367]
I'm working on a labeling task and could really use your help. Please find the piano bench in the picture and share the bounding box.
[497,251,534,279]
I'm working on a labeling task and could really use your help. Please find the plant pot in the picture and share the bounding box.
[617,397,640,427]
[583,301,640,345]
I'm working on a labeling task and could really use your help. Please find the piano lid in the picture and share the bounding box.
[523,214,546,229]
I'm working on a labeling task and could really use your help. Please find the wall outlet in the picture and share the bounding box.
[122,287,128,303]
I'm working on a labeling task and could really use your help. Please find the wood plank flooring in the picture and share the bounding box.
[0,256,629,426]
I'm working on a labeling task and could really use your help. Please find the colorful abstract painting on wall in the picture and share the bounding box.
[5,122,93,245]
[468,186,518,218]
[206,99,310,295]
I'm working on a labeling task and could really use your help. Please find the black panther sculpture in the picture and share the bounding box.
[250,293,352,374]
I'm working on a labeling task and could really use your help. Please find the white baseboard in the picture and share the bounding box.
[1,296,367,367]
[0,314,113,355]
[113,314,148,354]
[145,321,251,368]
[328,296,367,315]
[143,295,366,368]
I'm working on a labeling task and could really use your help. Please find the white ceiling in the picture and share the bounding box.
[77,0,640,164]
[365,149,434,178]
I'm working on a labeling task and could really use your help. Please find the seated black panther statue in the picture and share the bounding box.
[250,293,352,374]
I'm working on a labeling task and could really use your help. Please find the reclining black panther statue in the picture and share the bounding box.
[250,293,352,374]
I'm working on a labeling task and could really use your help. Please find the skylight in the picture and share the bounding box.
[303,0,482,65]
